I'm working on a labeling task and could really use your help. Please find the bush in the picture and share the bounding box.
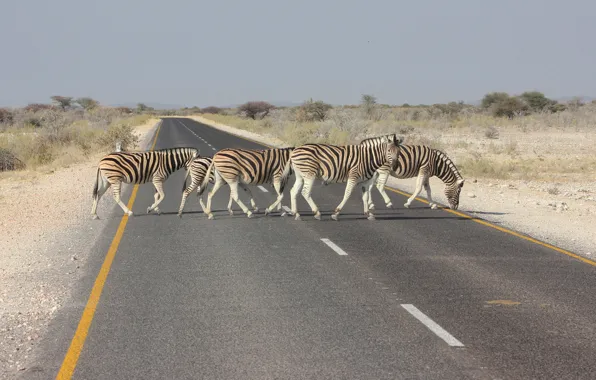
[519,91,555,112]
[75,97,100,110]
[0,148,25,172]
[0,108,13,124]
[51,96,73,110]
[491,97,529,118]
[97,121,140,151]
[201,106,222,114]
[361,94,378,119]
[238,101,275,120]
[481,92,510,109]
[24,103,56,112]
[295,99,333,122]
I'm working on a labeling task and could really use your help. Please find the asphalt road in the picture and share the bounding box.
[28,117,596,379]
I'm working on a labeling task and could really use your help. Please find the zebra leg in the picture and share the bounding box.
[374,171,393,209]
[300,177,321,220]
[111,181,133,217]
[178,178,199,218]
[424,179,438,209]
[91,175,110,220]
[265,180,284,216]
[404,172,425,208]
[147,179,165,215]
[331,178,357,221]
[361,177,377,221]
[289,170,304,220]
[242,184,259,213]
[228,180,253,218]
[205,174,226,220]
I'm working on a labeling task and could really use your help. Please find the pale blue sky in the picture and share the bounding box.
[1,0,594,108]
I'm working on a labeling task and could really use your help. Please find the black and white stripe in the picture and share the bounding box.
[201,147,295,219]
[177,155,256,217]
[288,134,402,221]
[367,144,465,210]
[91,147,199,219]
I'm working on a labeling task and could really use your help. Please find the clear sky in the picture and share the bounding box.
[1,0,594,108]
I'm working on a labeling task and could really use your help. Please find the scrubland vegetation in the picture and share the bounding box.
[174,92,596,183]
[0,98,155,173]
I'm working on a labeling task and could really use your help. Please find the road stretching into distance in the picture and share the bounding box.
[25,118,596,379]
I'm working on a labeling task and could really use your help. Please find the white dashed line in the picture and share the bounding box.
[212,147,217,151]
[320,238,348,256]
[257,185,269,193]
[401,304,464,347]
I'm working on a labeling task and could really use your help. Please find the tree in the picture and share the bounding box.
[0,108,13,124]
[361,94,377,118]
[491,97,529,118]
[75,97,99,110]
[50,96,73,110]
[481,92,510,109]
[238,101,275,119]
[519,91,554,112]
[201,106,222,114]
[296,98,333,122]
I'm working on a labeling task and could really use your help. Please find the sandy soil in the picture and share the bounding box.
[187,115,596,259]
[0,118,160,377]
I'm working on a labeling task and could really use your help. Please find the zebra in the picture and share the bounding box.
[90,147,199,219]
[201,147,295,219]
[177,155,257,217]
[365,144,465,210]
[288,134,402,221]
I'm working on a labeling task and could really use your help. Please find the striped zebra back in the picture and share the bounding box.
[291,134,400,183]
[212,147,294,185]
[98,147,199,184]
[189,156,215,185]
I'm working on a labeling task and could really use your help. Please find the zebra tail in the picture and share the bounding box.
[181,167,191,194]
[92,167,101,198]
[279,155,294,192]
[198,160,215,196]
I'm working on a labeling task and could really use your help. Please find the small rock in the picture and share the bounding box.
[71,256,77,261]
[473,179,478,183]
[467,193,476,198]
[587,252,592,256]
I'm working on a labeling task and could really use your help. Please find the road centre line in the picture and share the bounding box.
[401,304,464,347]
[320,238,348,256]
[257,185,269,193]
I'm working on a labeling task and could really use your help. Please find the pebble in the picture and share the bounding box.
[467,193,476,198]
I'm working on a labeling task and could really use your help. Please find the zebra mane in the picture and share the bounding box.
[432,147,464,184]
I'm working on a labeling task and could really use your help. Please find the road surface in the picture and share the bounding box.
[28,117,596,379]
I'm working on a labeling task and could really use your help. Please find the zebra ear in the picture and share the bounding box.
[457,179,465,188]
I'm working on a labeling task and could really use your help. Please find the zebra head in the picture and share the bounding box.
[445,178,464,210]
[382,134,402,172]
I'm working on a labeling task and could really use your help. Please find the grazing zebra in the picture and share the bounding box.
[366,145,465,210]
[201,147,295,219]
[288,134,402,221]
[177,155,257,217]
[91,147,199,219]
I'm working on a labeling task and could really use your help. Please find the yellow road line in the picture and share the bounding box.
[383,186,596,267]
[56,121,162,379]
[192,117,596,268]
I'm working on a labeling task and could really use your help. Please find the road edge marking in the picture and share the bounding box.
[401,304,464,347]
[181,117,596,268]
[55,120,163,379]
[383,186,596,268]
[321,238,349,256]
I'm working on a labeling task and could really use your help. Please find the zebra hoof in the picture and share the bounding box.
[247,212,254,219]
[367,214,376,221]
[177,213,183,218]
[91,214,99,220]
[403,203,411,209]
[253,207,259,213]
[155,208,161,215]
[369,204,375,210]
[280,211,287,217]
[207,213,214,220]
[127,211,134,217]
[331,213,339,221]
[264,209,270,216]
[386,202,393,209]
[430,203,438,210]
[314,212,321,220]
[228,209,234,216]
[294,214,302,221]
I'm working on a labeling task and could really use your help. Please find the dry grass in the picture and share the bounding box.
[0,108,153,174]
[195,102,596,184]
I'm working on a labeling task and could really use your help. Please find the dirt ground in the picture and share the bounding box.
[0,118,160,377]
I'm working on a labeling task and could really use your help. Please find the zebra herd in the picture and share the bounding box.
[91,131,465,221]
